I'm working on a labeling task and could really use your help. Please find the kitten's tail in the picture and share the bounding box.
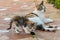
[7,20,13,30]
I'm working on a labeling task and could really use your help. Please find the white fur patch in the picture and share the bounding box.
[28,17,44,25]
[44,18,54,23]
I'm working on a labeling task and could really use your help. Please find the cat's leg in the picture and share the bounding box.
[14,27,20,33]
[23,26,30,34]
[44,18,54,23]
[43,25,57,32]
[14,24,19,33]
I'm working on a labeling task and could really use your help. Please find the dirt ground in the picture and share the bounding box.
[0,0,60,40]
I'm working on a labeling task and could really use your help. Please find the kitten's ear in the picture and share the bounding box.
[40,1,44,5]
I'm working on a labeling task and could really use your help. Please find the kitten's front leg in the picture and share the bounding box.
[14,26,23,33]
[14,28,20,33]
[23,26,30,34]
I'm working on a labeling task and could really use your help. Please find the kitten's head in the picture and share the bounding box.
[36,1,46,12]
